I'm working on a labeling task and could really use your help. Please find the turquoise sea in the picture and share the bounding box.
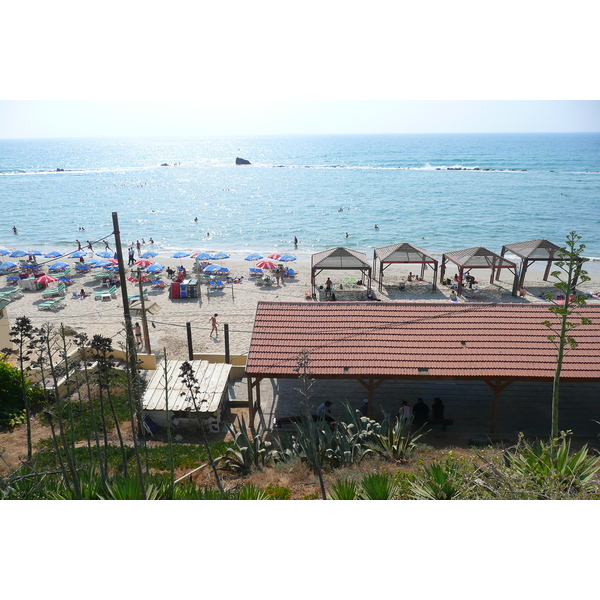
[1,133,599,260]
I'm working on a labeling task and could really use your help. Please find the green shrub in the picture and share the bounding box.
[265,483,292,500]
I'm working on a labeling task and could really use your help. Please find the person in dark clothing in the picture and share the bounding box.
[431,397,444,420]
[412,398,429,423]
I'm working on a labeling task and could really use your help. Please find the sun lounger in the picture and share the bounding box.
[95,284,117,301]
[209,281,224,291]
[128,292,149,304]
[0,288,24,302]
[38,297,65,311]
[42,282,66,298]
[249,268,263,277]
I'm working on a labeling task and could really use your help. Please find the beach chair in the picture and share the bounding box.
[152,280,166,290]
[95,284,117,301]
[38,297,65,311]
[209,281,224,291]
[42,282,66,298]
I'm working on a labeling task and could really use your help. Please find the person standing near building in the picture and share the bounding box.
[412,397,429,424]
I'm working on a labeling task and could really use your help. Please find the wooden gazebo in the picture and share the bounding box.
[311,247,372,294]
[373,242,438,292]
[496,238,581,290]
[440,246,518,296]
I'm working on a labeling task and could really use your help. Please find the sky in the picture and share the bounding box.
[1,2,598,137]
[1,100,599,137]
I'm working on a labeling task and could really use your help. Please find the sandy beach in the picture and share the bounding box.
[3,252,600,362]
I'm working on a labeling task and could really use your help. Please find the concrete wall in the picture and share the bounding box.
[0,306,12,352]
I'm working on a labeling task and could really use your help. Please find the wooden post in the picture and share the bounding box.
[543,258,553,281]
[440,256,446,285]
[486,380,512,433]
[247,376,255,430]
[186,322,193,361]
[496,246,506,280]
[224,323,230,363]
[458,266,464,296]
[432,262,438,292]
[137,269,151,354]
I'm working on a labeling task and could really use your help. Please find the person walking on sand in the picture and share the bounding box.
[209,314,219,337]
[76,239,82,251]
[134,322,142,347]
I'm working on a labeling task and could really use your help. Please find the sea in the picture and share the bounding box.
[1,133,599,263]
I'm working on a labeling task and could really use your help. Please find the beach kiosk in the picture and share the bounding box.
[142,360,232,433]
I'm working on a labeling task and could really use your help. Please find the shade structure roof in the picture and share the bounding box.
[443,246,516,269]
[502,238,561,260]
[311,247,370,270]
[374,242,437,263]
[142,360,232,413]
[246,302,600,381]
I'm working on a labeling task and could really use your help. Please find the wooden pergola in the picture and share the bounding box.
[245,302,600,433]
[373,242,438,292]
[311,247,372,294]
[496,238,581,290]
[440,246,518,296]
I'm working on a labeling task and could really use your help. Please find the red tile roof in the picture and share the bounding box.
[246,302,600,381]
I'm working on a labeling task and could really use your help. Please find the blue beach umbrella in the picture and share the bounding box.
[0,249,10,256]
[193,252,212,261]
[172,251,191,259]
[95,260,112,267]
[141,251,159,259]
[244,253,263,261]
[10,250,28,257]
[96,251,113,259]
[27,250,43,256]
[0,261,18,270]
[203,264,228,274]
[70,250,87,258]
[49,262,69,271]
[84,259,101,267]
[45,251,63,258]
[278,254,297,262]
[211,252,230,260]
[146,264,165,273]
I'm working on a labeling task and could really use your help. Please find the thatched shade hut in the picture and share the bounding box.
[373,242,438,292]
[440,246,518,296]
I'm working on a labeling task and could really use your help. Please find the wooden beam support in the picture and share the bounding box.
[485,380,512,433]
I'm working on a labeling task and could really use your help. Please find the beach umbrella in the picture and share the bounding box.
[244,253,263,261]
[268,253,282,260]
[10,250,28,257]
[203,264,228,274]
[95,260,112,267]
[35,275,58,286]
[141,251,159,259]
[27,250,43,256]
[84,259,101,267]
[70,250,87,258]
[0,261,18,270]
[172,251,191,259]
[96,251,113,258]
[256,260,277,270]
[0,249,10,256]
[135,259,154,267]
[211,252,230,260]
[146,264,165,273]
[278,254,297,262]
[192,252,212,260]
[45,251,63,258]
[49,262,69,271]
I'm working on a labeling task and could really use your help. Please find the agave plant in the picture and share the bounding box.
[358,473,399,500]
[220,415,274,473]
[410,460,462,500]
[329,478,359,500]
[504,434,600,496]
[369,413,425,463]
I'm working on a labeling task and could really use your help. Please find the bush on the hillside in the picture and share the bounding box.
[0,360,44,430]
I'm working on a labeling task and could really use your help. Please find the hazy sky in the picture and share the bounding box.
[1,3,598,137]
[1,100,599,137]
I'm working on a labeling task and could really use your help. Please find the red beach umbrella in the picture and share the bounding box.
[135,259,154,267]
[268,253,282,260]
[256,260,277,270]
[35,275,58,286]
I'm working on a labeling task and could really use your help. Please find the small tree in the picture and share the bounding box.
[542,231,591,439]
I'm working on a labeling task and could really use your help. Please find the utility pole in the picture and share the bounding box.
[112,212,138,377]
[136,269,151,354]
[186,322,194,360]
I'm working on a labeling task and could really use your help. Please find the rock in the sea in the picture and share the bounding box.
[161,163,169,167]
[236,157,251,165]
